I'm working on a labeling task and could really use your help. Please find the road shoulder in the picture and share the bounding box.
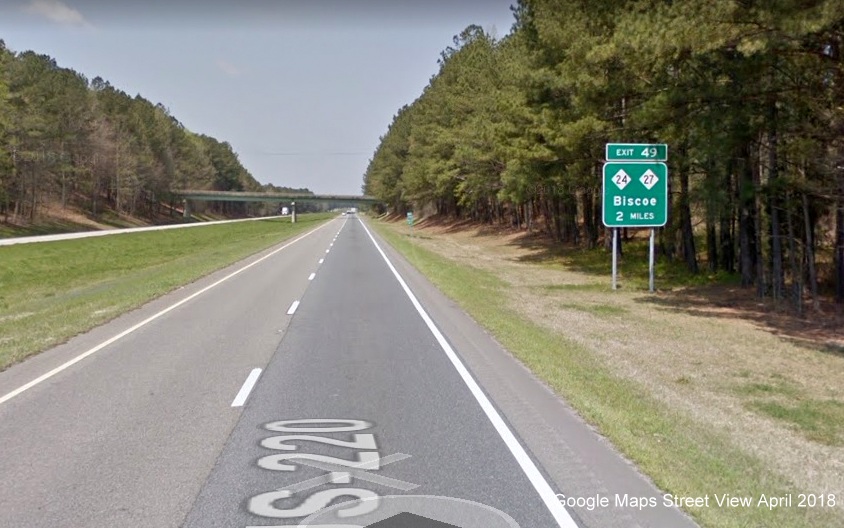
[364,217,698,528]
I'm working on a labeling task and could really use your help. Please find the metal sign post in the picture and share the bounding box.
[612,228,618,290]
[649,228,656,292]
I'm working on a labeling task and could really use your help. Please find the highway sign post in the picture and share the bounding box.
[602,147,668,292]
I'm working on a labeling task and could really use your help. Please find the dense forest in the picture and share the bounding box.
[0,40,309,222]
[363,0,844,307]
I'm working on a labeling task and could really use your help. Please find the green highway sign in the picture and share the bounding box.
[606,143,668,162]
[406,211,414,225]
[602,162,668,227]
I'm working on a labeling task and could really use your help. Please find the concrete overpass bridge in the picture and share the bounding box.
[173,190,381,218]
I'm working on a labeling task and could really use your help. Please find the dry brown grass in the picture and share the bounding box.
[399,219,844,505]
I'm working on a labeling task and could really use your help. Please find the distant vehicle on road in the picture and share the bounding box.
[281,206,289,215]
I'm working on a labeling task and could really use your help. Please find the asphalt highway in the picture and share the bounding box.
[0,214,698,528]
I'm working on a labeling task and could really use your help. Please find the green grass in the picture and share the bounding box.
[559,301,628,317]
[0,214,333,370]
[733,377,844,446]
[731,378,844,445]
[372,220,842,528]
[734,380,802,399]
[748,400,844,446]
[536,283,606,292]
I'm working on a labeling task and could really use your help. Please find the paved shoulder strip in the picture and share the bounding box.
[358,219,579,528]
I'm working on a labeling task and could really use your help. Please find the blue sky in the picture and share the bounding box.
[0,0,517,194]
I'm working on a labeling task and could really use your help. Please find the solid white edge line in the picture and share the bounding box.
[0,219,336,407]
[287,300,300,315]
[358,219,578,528]
[308,272,316,281]
[231,368,262,407]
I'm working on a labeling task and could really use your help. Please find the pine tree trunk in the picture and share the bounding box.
[527,199,533,233]
[678,144,698,274]
[836,173,844,304]
[802,192,820,311]
[706,220,718,273]
[29,175,37,222]
[552,195,563,241]
[739,148,756,287]
[720,162,736,273]
[785,192,802,314]
[582,189,597,249]
[60,142,67,208]
[755,189,766,299]
[662,157,676,262]
[767,101,785,300]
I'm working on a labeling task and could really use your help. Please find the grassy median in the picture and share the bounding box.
[0,214,333,370]
[371,218,842,528]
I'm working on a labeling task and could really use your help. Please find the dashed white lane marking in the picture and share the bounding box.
[287,301,300,315]
[319,258,324,264]
[308,273,316,281]
[0,219,336,407]
[231,368,262,407]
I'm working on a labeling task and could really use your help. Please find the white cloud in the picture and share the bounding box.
[22,0,89,27]
[216,59,242,77]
